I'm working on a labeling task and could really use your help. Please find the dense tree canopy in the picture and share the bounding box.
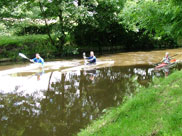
[120,0,182,46]
[0,0,182,58]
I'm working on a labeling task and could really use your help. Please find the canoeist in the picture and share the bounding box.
[162,52,171,64]
[155,52,177,77]
[83,51,96,64]
[30,53,44,65]
[162,52,171,77]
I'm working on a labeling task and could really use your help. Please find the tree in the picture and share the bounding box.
[120,0,182,47]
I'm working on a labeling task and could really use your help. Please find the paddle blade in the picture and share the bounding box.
[19,53,29,60]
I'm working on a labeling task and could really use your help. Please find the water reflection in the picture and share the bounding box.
[0,65,161,136]
[35,69,44,81]
[84,69,97,81]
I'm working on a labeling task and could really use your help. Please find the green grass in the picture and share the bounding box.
[78,70,182,136]
[0,35,50,46]
[0,34,58,60]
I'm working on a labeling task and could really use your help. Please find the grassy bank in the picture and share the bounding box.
[78,70,182,136]
[0,35,57,60]
[0,35,49,45]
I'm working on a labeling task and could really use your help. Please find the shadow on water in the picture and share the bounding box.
[0,65,179,136]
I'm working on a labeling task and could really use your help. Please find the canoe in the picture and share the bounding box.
[0,61,80,76]
[61,61,114,72]
[155,59,177,70]
[155,63,168,69]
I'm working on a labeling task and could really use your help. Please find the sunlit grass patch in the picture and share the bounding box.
[0,35,50,46]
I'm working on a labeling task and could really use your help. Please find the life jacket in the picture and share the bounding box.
[163,55,170,64]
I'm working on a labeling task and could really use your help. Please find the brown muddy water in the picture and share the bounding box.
[0,49,182,136]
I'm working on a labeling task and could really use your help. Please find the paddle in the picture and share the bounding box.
[19,53,30,60]
[19,53,34,63]
[83,52,87,64]
[154,54,178,66]
[170,54,178,58]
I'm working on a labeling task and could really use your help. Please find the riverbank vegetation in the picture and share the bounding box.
[1,0,182,60]
[0,35,57,60]
[78,70,182,136]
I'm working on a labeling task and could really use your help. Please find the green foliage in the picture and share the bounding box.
[1,0,182,56]
[120,0,182,46]
[73,0,134,48]
[16,24,55,36]
[0,0,129,51]
[0,22,8,36]
[62,44,79,56]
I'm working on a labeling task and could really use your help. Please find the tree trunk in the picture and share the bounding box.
[58,9,66,46]
[78,0,81,6]
[39,1,55,46]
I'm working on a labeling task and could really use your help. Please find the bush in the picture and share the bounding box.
[16,25,48,35]
[62,44,79,56]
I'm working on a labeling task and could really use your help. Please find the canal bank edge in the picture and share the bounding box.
[77,70,182,136]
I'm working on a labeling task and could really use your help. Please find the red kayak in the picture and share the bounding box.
[155,59,176,70]
[155,63,168,69]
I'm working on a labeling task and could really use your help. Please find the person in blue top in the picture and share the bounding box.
[83,51,96,64]
[30,53,44,65]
